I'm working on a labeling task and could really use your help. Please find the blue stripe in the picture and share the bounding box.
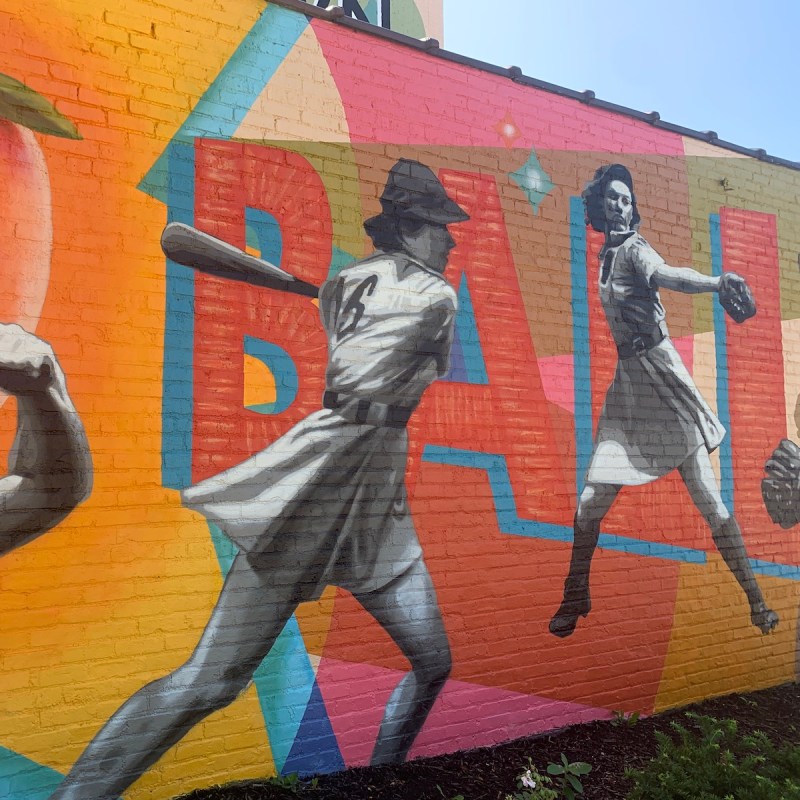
[0,748,68,800]
[710,214,734,514]
[422,445,707,564]
[138,5,309,201]
[570,196,592,495]
[161,142,196,490]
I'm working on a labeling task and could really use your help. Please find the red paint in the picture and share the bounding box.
[722,209,798,565]
[191,140,330,481]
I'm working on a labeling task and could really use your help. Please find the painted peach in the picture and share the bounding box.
[0,117,52,333]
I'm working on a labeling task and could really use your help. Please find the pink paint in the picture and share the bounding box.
[311,22,684,154]
[314,657,611,767]
[538,354,575,414]
[672,334,693,373]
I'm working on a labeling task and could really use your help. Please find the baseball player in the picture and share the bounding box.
[51,159,469,800]
[549,164,778,638]
[0,323,91,556]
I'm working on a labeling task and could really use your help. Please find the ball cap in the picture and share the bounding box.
[370,158,470,225]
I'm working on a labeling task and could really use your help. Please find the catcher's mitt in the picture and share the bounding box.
[719,272,756,323]
[762,439,800,529]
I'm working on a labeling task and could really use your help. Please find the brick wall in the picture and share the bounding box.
[1,1,798,798]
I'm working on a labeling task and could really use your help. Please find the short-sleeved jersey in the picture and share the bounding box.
[598,231,667,347]
[319,251,457,408]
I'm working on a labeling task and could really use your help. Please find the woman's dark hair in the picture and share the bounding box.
[582,163,641,233]
[363,214,428,252]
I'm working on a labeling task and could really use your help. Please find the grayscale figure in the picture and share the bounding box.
[549,164,778,638]
[0,323,91,556]
[50,159,469,800]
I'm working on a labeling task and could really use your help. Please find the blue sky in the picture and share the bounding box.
[443,0,799,163]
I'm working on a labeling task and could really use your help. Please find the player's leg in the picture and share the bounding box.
[678,446,778,634]
[50,552,300,800]
[549,481,620,637]
[354,559,451,766]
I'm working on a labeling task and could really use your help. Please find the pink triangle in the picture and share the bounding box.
[314,657,611,768]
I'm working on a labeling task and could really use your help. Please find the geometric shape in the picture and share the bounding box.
[281,680,345,777]
[243,352,278,409]
[537,353,575,414]
[710,212,735,514]
[313,657,611,768]
[243,335,298,415]
[245,207,282,265]
[440,273,489,384]
[509,148,554,213]
[655,557,796,712]
[207,521,239,577]
[569,195,593,494]
[160,141,197,491]
[494,110,521,149]
[0,747,65,800]
[252,614,318,775]
[236,24,350,144]
[138,5,310,203]
[420,447,800,578]
[327,245,357,280]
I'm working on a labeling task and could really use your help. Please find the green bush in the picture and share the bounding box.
[625,713,800,800]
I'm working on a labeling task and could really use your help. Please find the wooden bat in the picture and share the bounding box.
[160,222,320,298]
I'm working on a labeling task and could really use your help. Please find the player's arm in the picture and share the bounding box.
[0,325,92,557]
[652,263,722,294]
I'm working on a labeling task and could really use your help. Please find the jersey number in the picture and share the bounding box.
[335,275,378,340]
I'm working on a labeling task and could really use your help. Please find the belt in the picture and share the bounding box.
[616,326,667,359]
[323,390,415,429]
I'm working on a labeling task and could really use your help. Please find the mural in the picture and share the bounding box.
[0,2,799,799]
[549,164,777,638]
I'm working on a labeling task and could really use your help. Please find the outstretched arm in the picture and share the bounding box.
[0,324,92,556]
[652,263,722,294]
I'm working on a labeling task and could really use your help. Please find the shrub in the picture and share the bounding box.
[625,712,800,800]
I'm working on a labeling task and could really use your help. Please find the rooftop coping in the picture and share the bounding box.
[267,0,800,172]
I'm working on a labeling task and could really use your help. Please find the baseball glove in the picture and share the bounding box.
[762,439,800,529]
[719,272,756,323]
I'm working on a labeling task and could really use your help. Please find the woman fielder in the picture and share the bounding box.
[549,163,778,639]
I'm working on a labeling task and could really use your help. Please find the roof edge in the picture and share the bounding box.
[266,0,799,172]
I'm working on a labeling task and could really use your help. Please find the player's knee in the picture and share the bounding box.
[174,662,251,713]
[411,641,451,687]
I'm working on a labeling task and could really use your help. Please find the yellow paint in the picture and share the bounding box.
[296,586,339,658]
[655,555,796,712]
[237,25,351,143]
[243,353,278,408]
[126,686,274,800]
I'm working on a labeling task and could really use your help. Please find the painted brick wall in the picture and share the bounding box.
[1,1,799,798]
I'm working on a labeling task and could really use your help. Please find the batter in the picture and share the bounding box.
[51,159,469,800]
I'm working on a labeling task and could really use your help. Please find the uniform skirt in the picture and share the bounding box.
[181,409,422,600]
[586,339,725,486]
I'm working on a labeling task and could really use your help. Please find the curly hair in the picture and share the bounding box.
[582,164,641,233]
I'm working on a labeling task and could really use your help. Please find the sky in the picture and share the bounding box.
[443,0,800,163]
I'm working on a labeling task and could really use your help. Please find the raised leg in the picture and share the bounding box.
[678,446,778,634]
[355,559,451,766]
[549,482,620,638]
[50,553,300,800]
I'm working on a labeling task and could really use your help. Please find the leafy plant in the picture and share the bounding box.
[611,709,641,728]
[265,772,318,794]
[504,758,558,800]
[546,753,592,800]
[625,712,800,799]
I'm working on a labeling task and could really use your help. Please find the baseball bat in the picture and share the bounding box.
[160,222,320,298]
